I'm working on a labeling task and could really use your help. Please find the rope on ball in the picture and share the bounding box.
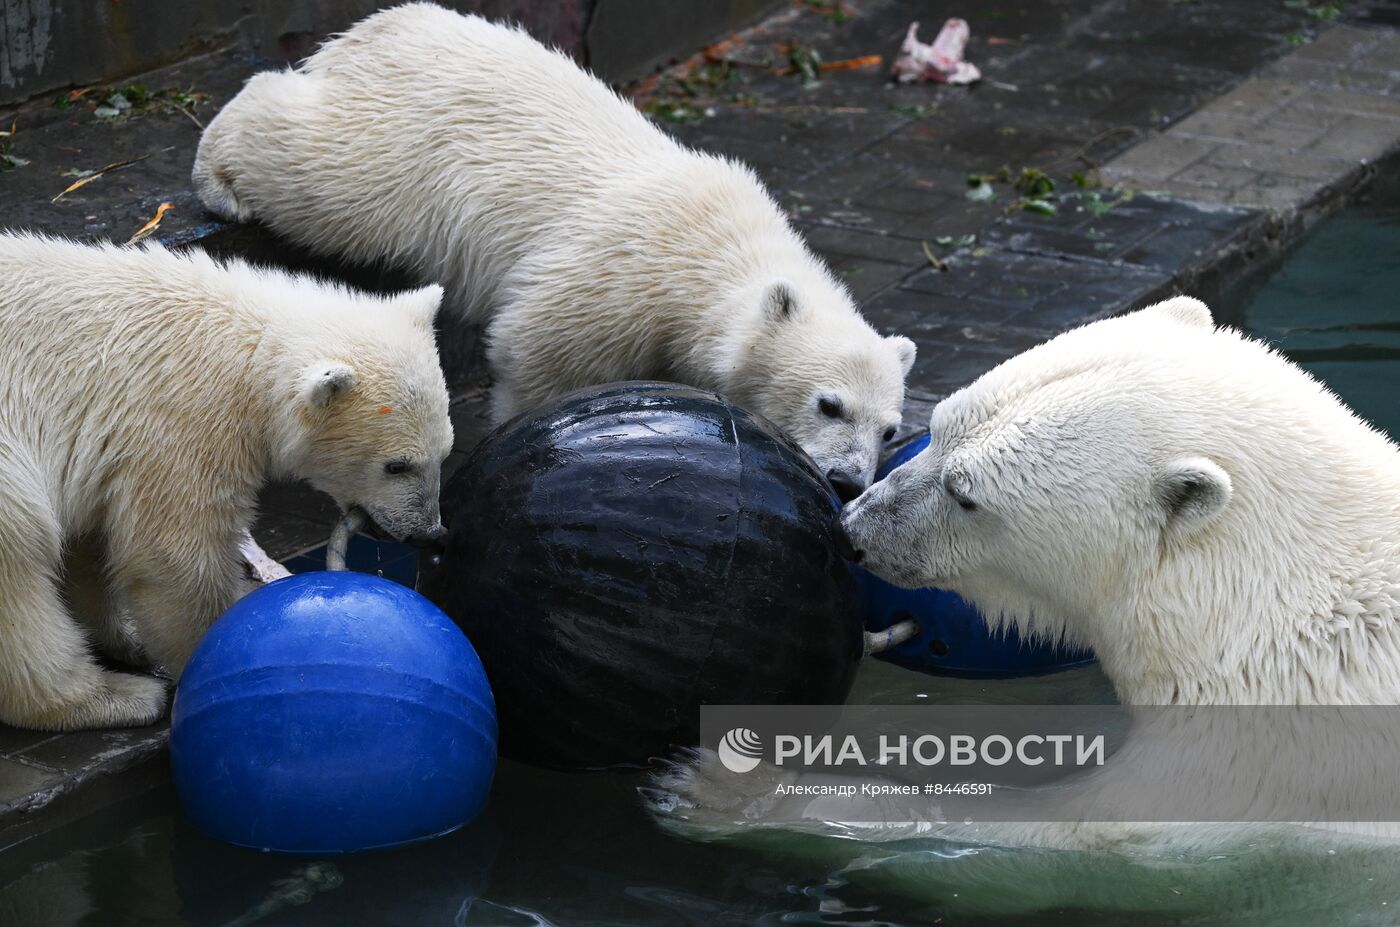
[864,619,920,655]
[325,508,368,572]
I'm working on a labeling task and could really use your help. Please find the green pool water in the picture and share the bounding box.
[1216,169,1400,439]
[4,178,1400,926]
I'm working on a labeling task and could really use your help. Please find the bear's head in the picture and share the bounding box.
[840,297,1400,703]
[731,279,915,502]
[275,284,455,542]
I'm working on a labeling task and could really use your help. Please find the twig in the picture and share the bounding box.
[703,54,773,70]
[51,151,162,203]
[921,240,949,272]
[170,102,204,130]
[1056,125,1140,171]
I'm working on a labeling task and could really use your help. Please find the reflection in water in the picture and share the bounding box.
[6,670,1400,926]
[4,181,1400,926]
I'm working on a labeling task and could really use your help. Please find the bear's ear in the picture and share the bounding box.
[760,280,804,325]
[394,284,445,327]
[888,335,916,376]
[300,363,358,410]
[1154,456,1231,535]
[1139,296,1213,329]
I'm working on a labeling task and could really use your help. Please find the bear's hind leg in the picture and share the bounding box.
[60,535,149,669]
[0,488,165,731]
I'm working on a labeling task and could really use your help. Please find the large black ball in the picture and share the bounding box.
[418,382,863,769]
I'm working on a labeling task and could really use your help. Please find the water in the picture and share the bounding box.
[5,181,1400,926]
[1215,169,1400,439]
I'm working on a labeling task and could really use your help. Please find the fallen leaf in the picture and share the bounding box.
[52,154,151,202]
[775,53,881,76]
[0,119,15,137]
[818,54,883,72]
[125,202,173,246]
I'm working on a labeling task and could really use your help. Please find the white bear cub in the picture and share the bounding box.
[843,297,1400,706]
[0,235,454,731]
[192,2,915,500]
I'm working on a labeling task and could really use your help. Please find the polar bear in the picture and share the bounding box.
[191,2,915,500]
[649,298,1400,852]
[0,234,453,731]
[842,296,1400,706]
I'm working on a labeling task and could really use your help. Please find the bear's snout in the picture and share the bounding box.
[830,516,864,563]
[826,469,866,503]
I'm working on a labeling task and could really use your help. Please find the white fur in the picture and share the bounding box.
[651,298,1400,855]
[0,234,453,731]
[191,2,914,494]
[846,296,1400,706]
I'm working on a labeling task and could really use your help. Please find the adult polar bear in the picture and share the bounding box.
[652,298,1400,856]
[192,2,915,501]
[0,235,453,731]
[844,296,1400,707]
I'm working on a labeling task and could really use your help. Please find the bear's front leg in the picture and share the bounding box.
[60,535,150,669]
[114,527,254,680]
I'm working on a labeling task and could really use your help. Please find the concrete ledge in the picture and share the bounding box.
[0,725,169,851]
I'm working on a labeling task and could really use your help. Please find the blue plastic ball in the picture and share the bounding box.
[860,434,1096,677]
[171,571,497,854]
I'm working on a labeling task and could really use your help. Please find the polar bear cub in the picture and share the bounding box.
[191,2,915,500]
[0,234,453,731]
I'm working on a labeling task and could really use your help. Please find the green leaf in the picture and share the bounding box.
[1084,192,1116,216]
[966,182,996,203]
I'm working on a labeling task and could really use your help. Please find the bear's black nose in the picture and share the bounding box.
[826,469,864,503]
[830,517,864,563]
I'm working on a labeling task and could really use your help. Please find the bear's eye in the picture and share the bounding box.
[883,427,897,443]
[818,397,844,419]
[384,460,411,476]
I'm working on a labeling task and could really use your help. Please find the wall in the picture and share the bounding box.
[0,0,780,106]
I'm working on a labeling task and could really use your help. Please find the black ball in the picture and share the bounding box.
[418,382,863,769]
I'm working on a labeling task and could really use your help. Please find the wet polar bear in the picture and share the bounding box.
[0,235,453,731]
[652,298,1400,850]
[191,2,915,500]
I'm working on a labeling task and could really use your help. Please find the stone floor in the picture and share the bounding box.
[1104,24,1400,210]
[2,0,1400,846]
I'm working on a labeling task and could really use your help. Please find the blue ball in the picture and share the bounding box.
[860,434,1096,677]
[171,571,497,854]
